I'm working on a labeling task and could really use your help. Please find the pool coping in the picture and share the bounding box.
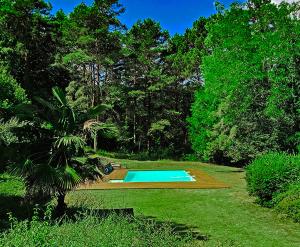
[77,168,230,190]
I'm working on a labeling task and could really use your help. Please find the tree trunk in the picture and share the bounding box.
[92,63,95,107]
[93,134,98,152]
[147,90,151,152]
[133,111,136,146]
[133,76,137,149]
[56,193,67,216]
[97,64,102,99]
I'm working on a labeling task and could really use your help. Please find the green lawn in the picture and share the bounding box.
[68,159,300,246]
[1,160,300,246]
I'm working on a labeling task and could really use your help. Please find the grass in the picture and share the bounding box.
[0,212,194,247]
[68,159,300,246]
[1,160,300,246]
[0,173,24,197]
[0,173,29,229]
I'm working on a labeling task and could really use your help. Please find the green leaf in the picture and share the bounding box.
[52,87,68,107]
[87,104,110,117]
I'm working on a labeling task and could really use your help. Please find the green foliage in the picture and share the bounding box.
[182,153,200,161]
[0,0,68,98]
[0,212,192,247]
[118,19,172,152]
[1,0,299,165]
[55,135,85,151]
[149,120,171,134]
[274,183,300,222]
[106,17,199,156]
[189,1,300,164]
[0,65,29,168]
[0,66,28,110]
[62,50,93,65]
[1,0,205,159]
[9,87,111,210]
[0,118,26,146]
[246,153,300,207]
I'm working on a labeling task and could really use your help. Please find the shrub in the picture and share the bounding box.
[0,212,194,247]
[96,149,178,161]
[246,153,300,207]
[182,153,199,161]
[274,183,300,223]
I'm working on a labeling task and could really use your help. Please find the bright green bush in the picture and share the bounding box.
[0,66,28,110]
[274,183,300,223]
[246,153,300,207]
[0,212,194,247]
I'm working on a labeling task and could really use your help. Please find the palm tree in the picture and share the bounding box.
[10,87,109,214]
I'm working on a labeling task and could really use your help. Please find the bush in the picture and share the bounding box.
[96,149,179,161]
[274,183,300,223]
[182,153,200,161]
[0,211,194,247]
[246,153,300,207]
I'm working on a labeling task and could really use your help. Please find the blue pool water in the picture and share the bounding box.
[123,170,195,182]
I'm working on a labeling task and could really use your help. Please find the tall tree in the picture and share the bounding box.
[189,0,300,164]
[57,0,124,151]
[0,0,68,98]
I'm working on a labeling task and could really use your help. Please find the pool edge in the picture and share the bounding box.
[77,168,230,190]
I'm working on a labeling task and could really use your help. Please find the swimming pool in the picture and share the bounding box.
[115,170,195,183]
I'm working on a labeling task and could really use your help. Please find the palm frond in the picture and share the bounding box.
[71,156,88,165]
[32,163,59,190]
[52,86,68,107]
[13,103,38,119]
[54,135,86,151]
[34,96,57,111]
[9,158,34,178]
[10,160,58,195]
[57,165,82,191]
[85,122,119,139]
[11,160,81,196]
[86,104,111,118]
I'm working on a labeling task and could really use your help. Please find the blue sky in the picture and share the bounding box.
[49,0,242,35]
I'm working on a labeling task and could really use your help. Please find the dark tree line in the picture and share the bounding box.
[52,2,205,158]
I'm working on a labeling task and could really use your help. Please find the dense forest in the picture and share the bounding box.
[0,0,299,172]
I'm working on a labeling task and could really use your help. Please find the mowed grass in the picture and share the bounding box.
[67,159,300,247]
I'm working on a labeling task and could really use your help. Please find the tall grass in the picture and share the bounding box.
[0,209,195,247]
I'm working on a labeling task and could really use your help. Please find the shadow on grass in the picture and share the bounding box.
[140,215,209,241]
[64,206,135,219]
[0,199,209,243]
[64,207,209,242]
[0,194,35,231]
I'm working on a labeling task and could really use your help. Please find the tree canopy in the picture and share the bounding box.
[188,0,300,164]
